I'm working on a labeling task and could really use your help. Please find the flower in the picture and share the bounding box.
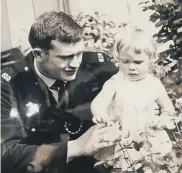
[26,102,40,117]
[103,122,121,142]
[176,98,182,104]
[143,168,153,173]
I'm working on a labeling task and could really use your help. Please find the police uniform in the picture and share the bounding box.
[1,51,118,173]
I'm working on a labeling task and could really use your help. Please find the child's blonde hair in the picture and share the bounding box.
[113,24,158,63]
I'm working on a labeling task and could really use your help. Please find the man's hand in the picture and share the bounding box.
[82,124,118,156]
[67,124,117,162]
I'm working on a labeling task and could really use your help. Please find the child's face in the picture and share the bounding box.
[118,50,150,81]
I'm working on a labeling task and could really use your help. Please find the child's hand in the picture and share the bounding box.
[149,114,175,130]
[159,113,176,129]
[92,116,111,125]
[149,117,163,129]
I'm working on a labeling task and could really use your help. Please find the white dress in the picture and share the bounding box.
[95,72,172,170]
[112,72,160,135]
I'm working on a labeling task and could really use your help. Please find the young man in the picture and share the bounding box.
[1,11,118,173]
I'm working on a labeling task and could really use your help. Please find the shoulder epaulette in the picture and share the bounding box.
[1,58,29,82]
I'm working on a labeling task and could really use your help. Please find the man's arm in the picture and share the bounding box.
[1,79,116,173]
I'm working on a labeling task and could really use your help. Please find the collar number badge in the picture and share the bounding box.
[2,72,11,81]
[97,53,104,62]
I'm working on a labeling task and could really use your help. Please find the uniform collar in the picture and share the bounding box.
[34,59,56,88]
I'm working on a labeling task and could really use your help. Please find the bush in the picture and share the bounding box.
[75,12,122,56]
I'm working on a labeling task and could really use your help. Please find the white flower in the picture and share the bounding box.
[87,39,95,48]
[176,98,182,104]
[158,170,168,173]
[10,108,19,118]
[164,65,172,73]
[158,40,174,53]
[95,40,102,47]
[175,102,181,108]
[103,122,121,142]
[107,38,114,44]
[144,169,153,173]
[103,42,108,47]
[166,122,176,129]
[160,114,176,129]
[174,114,182,124]
[26,102,40,117]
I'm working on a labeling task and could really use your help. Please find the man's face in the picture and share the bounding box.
[119,50,150,81]
[40,40,84,81]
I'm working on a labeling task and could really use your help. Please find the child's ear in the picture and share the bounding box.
[32,48,46,62]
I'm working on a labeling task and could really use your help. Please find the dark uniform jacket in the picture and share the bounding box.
[1,51,118,173]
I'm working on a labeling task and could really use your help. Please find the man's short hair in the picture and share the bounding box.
[29,11,83,49]
[113,24,158,61]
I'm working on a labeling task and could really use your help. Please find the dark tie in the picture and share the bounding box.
[50,80,69,109]
[50,81,82,140]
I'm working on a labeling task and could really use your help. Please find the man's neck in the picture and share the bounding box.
[34,59,56,88]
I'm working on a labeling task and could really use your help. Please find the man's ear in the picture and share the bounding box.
[32,48,46,62]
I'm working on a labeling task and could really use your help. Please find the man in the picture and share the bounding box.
[1,11,118,173]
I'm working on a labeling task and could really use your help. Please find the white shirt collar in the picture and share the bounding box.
[34,59,56,88]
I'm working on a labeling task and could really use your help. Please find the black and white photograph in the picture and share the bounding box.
[1,0,182,173]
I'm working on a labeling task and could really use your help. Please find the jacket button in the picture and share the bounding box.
[31,128,36,132]
[24,67,29,71]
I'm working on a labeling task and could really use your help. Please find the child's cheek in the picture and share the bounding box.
[119,63,127,74]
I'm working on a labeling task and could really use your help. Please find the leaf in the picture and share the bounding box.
[150,12,160,22]
[177,27,182,33]
[155,20,168,27]
[173,18,182,24]
[134,163,143,170]
[158,170,168,173]
[133,141,144,151]
[144,169,153,173]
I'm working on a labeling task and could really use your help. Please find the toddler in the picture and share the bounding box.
[91,25,175,171]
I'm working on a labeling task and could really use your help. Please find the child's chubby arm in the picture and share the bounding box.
[156,81,175,115]
[151,80,176,129]
[91,77,116,125]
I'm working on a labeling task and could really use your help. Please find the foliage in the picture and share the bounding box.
[140,1,182,83]
[141,2,182,171]
[75,12,121,56]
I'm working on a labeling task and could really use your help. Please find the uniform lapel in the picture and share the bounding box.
[24,53,56,107]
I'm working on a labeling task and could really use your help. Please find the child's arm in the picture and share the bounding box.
[91,77,116,124]
[148,78,176,130]
[156,81,175,115]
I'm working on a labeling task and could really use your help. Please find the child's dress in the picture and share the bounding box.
[94,72,173,171]
[113,71,160,134]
